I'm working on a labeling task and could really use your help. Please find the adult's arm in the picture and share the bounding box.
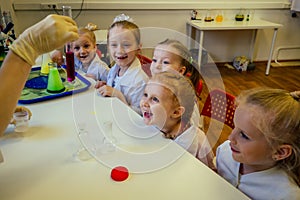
[0,51,31,134]
[0,14,79,135]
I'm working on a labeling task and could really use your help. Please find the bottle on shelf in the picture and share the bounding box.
[204,10,212,22]
[215,10,224,22]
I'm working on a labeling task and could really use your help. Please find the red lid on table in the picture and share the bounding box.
[111,166,129,182]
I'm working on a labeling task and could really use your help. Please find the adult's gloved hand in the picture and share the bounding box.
[9,14,79,65]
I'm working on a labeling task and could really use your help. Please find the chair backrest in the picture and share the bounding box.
[195,79,203,97]
[201,89,236,129]
[137,54,152,77]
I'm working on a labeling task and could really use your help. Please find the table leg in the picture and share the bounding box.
[198,30,204,70]
[186,23,192,49]
[195,30,200,49]
[265,28,279,75]
[249,29,257,63]
[0,149,3,163]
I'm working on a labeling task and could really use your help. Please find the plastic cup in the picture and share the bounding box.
[13,111,29,132]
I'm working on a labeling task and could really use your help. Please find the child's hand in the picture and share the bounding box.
[85,73,97,80]
[50,50,64,66]
[10,106,32,125]
[97,86,128,105]
[97,85,114,97]
[94,80,107,89]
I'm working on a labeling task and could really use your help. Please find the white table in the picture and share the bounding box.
[0,79,250,200]
[186,19,282,75]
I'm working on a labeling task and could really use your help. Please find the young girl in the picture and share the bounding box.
[140,71,214,169]
[72,27,109,81]
[95,15,149,114]
[51,27,109,81]
[151,39,200,90]
[216,88,300,199]
[150,39,202,127]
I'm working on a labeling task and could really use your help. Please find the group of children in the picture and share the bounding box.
[51,14,300,199]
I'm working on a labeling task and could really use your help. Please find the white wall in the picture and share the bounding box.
[1,0,300,63]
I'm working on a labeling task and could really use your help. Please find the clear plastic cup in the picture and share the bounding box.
[13,111,29,132]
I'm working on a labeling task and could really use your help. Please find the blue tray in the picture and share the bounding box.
[18,67,91,104]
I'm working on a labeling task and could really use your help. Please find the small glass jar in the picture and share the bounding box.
[235,9,245,21]
[215,10,224,22]
[62,6,72,18]
[204,10,212,22]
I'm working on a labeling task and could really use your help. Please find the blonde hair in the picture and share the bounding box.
[150,71,196,124]
[236,88,300,186]
[78,27,96,44]
[108,20,140,45]
[157,39,200,89]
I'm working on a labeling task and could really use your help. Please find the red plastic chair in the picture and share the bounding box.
[137,54,152,77]
[195,80,203,97]
[96,49,102,58]
[200,89,236,129]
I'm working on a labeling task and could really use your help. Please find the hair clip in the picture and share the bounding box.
[290,91,300,100]
[189,56,194,64]
[113,14,134,23]
[85,23,98,31]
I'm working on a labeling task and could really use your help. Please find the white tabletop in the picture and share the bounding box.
[187,19,282,30]
[0,79,250,200]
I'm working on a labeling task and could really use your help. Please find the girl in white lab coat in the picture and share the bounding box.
[140,71,215,169]
[216,88,300,200]
[95,14,148,114]
[150,39,202,128]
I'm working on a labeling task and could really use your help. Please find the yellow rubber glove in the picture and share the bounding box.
[9,14,79,65]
